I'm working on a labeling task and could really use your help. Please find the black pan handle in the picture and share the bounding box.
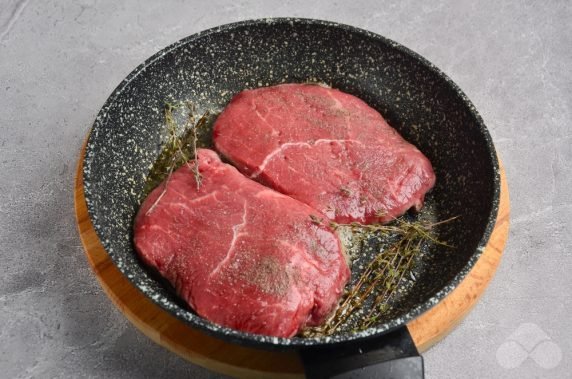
[300,326,424,379]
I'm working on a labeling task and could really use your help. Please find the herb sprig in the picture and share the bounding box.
[301,216,457,337]
[144,101,210,214]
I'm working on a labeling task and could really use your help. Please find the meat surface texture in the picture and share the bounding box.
[133,149,350,338]
[213,84,436,224]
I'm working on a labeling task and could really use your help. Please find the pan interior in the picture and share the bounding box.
[83,19,498,347]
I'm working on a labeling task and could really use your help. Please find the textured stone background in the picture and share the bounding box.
[1,0,570,378]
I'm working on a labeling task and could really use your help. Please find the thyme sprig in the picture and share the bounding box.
[144,101,209,214]
[302,216,457,337]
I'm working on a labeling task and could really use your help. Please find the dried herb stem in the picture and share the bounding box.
[143,101,210,212]
[301,216,457,337]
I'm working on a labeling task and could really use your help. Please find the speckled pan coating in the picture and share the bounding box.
[83,18,500,348]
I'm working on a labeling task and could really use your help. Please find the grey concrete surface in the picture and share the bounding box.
[0,0,570,378]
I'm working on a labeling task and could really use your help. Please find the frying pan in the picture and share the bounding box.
[82,18,500,378]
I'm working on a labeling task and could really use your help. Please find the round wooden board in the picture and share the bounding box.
[74,145,510,379]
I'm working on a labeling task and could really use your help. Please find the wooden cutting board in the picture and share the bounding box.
[74,145,509,378]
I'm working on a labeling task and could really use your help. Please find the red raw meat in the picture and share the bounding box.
[213,84,436,224]
[133,149,349,338]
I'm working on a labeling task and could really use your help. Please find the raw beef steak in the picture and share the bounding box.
[133,149,350,338]
[213,84,436,224]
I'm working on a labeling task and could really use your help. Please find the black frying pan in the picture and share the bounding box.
[82,18,500,378]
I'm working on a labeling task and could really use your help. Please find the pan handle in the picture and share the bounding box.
[299,326,423,379]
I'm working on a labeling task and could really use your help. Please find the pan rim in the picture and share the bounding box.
[83,17,501,349]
